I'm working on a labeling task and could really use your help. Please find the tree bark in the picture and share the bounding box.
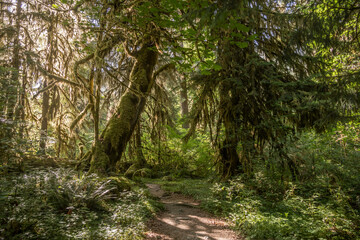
[39,12,56,154]
[89,38,158,174]
[218,81,244,178]
[180,76,189,129]
[39,80,50,153]
[6,0,22,126]
[135,121,146,167]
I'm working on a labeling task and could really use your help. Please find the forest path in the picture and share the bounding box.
[144,183,240,240]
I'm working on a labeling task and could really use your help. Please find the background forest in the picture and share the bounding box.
[0,0,360,239]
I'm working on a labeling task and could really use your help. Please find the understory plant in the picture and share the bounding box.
[0,168,158,239]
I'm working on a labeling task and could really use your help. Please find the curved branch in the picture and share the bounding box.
[152,63,175,81]
[26,53,82,94]
[70,103,92,131]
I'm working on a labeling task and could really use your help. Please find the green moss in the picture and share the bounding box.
[106,176,132,192]
[131,68,148,92]
[89,144,110,175]
[104,94,139,151]
[133,168,153,178]
[124,163,138,178]
[97,43,157,170]
[105,117,127,151]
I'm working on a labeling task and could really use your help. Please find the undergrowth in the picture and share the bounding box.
[144,132,360,240]
[0,168,160,240]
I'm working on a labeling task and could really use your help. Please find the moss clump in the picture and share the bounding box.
[133,168,152,178]
[106,176,133,193]
[124,163,139,178]
[162,175,175,181]
[124,164,153,179]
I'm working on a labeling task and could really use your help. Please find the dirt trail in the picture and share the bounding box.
[144,184,241,240]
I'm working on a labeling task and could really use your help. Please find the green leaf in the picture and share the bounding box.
[235,42,249,48]
[248,34,258,41]
[52,4,59,9]
[234,23,250,32]
[201,70,212,75]
[213,64,222,71]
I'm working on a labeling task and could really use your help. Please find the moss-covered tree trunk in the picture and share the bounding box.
[89,38,158,174]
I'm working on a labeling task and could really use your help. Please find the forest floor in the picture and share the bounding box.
[144,183,241,240]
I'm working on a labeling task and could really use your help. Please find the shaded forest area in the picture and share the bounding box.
[1,0,360,239]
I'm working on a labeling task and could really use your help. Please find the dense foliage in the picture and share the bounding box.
[149,131,360,239]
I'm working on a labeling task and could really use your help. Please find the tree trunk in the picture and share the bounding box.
[89,38,158,174]
[6,0,22,129]
[135,121,146,167]
[218,81,244,178]
[39,13,55,154]
[15,39,27,138]
[39,80,50,153]
[180,76,189,129]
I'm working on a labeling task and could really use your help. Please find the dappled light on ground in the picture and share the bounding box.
[145,184,240,240]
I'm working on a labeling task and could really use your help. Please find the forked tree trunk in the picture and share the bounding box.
[89,38,158,174]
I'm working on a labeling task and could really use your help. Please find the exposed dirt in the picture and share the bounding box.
[144,183,241,240]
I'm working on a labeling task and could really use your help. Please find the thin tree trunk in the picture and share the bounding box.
[16,55,27,138]
[180,76,189,129]
[93,8,106,146]
[135,121,146,167]
[6,0,22,125]
[39,12,55,153]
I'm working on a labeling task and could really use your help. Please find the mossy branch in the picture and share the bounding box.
[32,81,56,99]
[103,67,143,97]
[26,52,81,89]
[123,41,139,58]
[74,34,124,88]
[70,103,92,131]
[152,63,175,81]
